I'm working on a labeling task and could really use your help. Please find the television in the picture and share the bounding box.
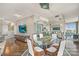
[53,27,60,30]
[19,24,27,33]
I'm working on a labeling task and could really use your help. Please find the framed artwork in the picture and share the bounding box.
[19,24,27,33]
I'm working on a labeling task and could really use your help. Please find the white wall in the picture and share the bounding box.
[0,19,16,35]
[0,19,2,35]
[15,16,79,39]
[15,16,35,39]
[2,21,8,35]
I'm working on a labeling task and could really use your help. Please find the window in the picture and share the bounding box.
[34,23,43,33]
[65,22,76,36]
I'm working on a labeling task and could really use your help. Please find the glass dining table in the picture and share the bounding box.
[39,36,52,50]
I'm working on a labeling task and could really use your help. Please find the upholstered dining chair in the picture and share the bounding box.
[51,34,58,43]
[44,34,59,56]
[33,34,43,46]
[45,46,57,56]
[27,39,45,56]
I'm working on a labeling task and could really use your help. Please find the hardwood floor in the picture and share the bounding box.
[2,38,79,56]
[2,38,28,56]
[64,40,79,56]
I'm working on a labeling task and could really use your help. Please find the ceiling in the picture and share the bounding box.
[0,3,79,22]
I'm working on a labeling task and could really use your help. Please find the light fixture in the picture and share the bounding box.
[11,22,14,26]
[40,3,49,9]
[55,15,59,18]
[14,14,23,18]
[39,16,49,22]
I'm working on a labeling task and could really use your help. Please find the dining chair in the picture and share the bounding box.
[45,34,58,56]
[51,33,60,50]
[33,34,43,46]
[51,34,58,43]
[57,40,66,56]
[51,43,59,49]
[39,33,43,39]
[27,39,45,56]
[45,46,57,56]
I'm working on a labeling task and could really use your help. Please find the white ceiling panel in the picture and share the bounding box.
[0,3,79,22]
